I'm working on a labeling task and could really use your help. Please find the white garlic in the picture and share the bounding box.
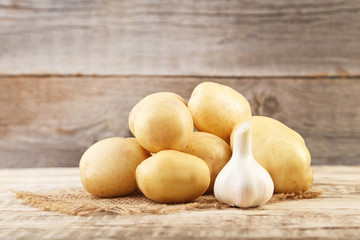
[214,122,274,208]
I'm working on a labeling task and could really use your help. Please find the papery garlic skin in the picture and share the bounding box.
[214,122,274,208]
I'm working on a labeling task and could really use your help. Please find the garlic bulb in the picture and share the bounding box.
[214,122,274,208]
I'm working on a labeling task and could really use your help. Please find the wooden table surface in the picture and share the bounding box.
[0,166,359,240]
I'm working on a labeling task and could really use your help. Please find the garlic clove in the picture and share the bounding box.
[214,122,274,208]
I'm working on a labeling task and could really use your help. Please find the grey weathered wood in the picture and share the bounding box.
[0,76,359,167]
[0,0,360,77]
[1,166,360,239]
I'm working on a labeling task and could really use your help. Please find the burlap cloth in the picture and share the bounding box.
[15,188,323,216]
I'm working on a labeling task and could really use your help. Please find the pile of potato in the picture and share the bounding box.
[79,82,313,203]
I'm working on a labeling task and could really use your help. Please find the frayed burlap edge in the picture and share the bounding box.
[15,188,323,216]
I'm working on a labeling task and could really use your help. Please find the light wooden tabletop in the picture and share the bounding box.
[0,166,359,240]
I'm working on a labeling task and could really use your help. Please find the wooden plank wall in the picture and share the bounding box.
[1,76,359,167]
[0,0,359,167]
[0,0,359,77]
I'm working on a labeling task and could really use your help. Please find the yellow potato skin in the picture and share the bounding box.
[136,150,210,203]
[231,116,313,193]
[181,132,232,193]
[129,92,193,153]
[129,92,187,134]
[79,138,150,197]
[188,82,252,143]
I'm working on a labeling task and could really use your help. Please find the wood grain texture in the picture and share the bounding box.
[0,76,359,167]
[0,166,360,240]
[0,0,360,76]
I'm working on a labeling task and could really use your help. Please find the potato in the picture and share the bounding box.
[231,116,313,193]
[181,132,232,193]
[188,82,252,143]
[129,92,186,134]
[136,150,210,203]
[79,137,150,197]
[129,92,193,153]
